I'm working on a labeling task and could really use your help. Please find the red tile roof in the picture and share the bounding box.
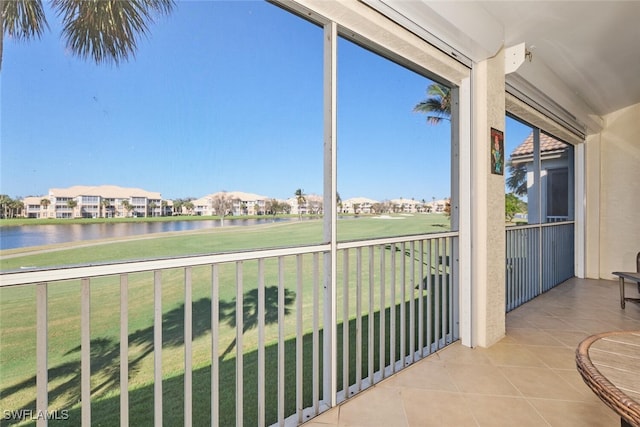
[510,132,569,158]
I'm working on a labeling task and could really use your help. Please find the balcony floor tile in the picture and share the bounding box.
[304,278,640,426]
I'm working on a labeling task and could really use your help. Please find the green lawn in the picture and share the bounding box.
[0,214,453,426]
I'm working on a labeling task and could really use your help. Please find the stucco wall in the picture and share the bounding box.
[471,52,506,347]
[596,103,640,278]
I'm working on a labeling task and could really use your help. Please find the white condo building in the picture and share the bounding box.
[23,185,167,219]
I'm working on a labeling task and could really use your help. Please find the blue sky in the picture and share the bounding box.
[1,1,530,202]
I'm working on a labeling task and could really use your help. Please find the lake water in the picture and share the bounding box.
[0,217,308,250]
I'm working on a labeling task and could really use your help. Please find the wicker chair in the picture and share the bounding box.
[576,331,640,427]
[637,251,640,293]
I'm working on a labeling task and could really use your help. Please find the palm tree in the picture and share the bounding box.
[413,82,451,125]
[121,200,133,217]
[184,201,194,216]
[67,199,78,218]
[148,202,157,217]
[40,198,50,216]
[101,199,111,218]
[294,188,305,219]
[212,192,232,225]
[0,194,11,218]
[1,0,175,70]
[506,160,527,196]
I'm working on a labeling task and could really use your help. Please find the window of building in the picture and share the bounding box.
[505,115,574,225]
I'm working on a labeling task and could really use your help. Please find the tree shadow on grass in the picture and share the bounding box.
[34,292,453,427]
[0,286,294,425]
[383,243,451,291]
[219,286,296,359]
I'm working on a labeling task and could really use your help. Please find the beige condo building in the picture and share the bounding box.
[23,185,167,219]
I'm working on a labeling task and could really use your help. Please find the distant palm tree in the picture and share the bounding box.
[184,201,194,215]
[413,83,451,125]
[294,188,305,219]
[148,202,157,217]
[121,200,133,217]
[506,160,527,196]
[101,199,111,218]
[67,199,78,217]
[1,0,175,70]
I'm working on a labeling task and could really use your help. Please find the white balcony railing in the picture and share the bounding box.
[0,232,458,426]
[506,222,574,312]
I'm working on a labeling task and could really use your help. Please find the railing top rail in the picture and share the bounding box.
[0,231,460,287]
[337,231,459,250]
[506,221,575,231]
[0,243,331,287]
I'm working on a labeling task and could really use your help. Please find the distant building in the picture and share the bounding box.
[22,185,166,219]
[191,191,271,216]
[341,197,379,214]
[509,132,574,223]
[20,185,448,220]
[286,194,323,216]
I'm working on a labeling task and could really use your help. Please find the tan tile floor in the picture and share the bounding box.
[304,278,640,427]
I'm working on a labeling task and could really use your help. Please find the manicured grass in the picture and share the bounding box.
[0,214,452,425]
[0,214,449,270]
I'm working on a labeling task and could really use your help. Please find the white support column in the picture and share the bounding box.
[584,133,601,279]
[574,143,586,278]
[470,52,506,348]
[456,77,473,347]
[322,20,338,408]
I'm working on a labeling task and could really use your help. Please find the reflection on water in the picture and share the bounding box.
[0,217,305,250]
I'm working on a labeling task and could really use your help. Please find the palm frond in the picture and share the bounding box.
[2,0,49,39]
[413,83,451,125]
[52,0,174,66]
[506,161,527,196]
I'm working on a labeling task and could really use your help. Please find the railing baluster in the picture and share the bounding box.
[355,247,362,392]
[434,238,441,349]
[426,240,433,353]
[399,242,406,367]
[36,283,47,427]
[154,270,163,427]
[81,278,91,426]
[443,237,453,345]
[120,274,129,427]
[418,240,424,357]
[342,249,349,398]
[236,262,243,427]
[379,245,385,380]
[277,257,285,426]
[295,255,303,424]
[368,246,374,385]
[409,241,415,363]
[312,253,319,415]
[258,259,266,427]
[390,243,396,373]
[184,267,193,427]
[211,264,219,427]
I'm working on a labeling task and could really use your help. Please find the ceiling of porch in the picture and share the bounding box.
[365,1,640,120]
